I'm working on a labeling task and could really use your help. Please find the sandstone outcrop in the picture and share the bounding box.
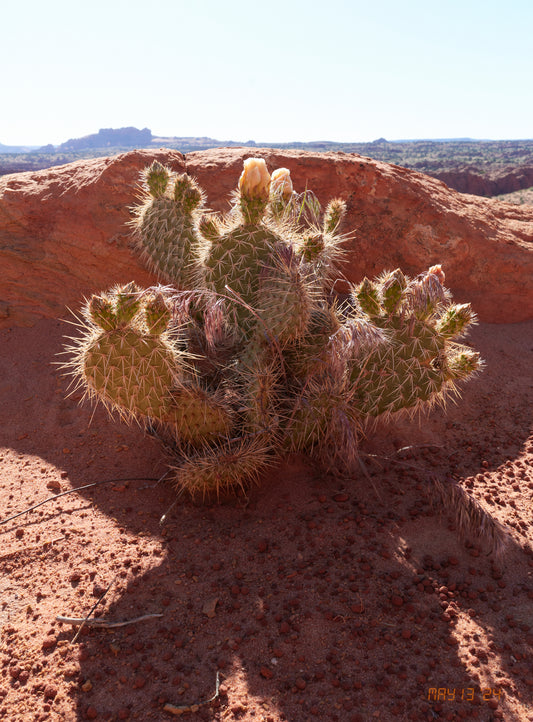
[433,165,533,197]
[1,147,532,327]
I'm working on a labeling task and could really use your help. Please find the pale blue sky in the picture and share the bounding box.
[2,0,532,146]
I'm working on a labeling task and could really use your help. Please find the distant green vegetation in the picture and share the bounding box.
[263,138,533,173]
[496,186,533,205]
[154,137,533,173]
[0,149,115,176]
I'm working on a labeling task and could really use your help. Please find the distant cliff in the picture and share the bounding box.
[431,165,533,197]
[58,127,152,152]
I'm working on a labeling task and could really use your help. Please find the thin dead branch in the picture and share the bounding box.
[160,487,186,526]
[57,613,163,628]
[0,477,160,526]
[0,536,65,562]
[71,578,115,643]
[163,671,221,716]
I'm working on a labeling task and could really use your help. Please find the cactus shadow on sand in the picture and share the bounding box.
[59,318,532,722]
[1,302,532,722]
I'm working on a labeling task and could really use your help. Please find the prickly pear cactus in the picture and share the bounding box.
[65,157,483,503]
[349,267,479,418]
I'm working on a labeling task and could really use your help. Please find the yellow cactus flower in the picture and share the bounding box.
[270,168,293,200]
[238,158,271,200]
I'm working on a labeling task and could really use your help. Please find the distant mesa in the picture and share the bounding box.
[57,127,153,152]
[0,142,40,154]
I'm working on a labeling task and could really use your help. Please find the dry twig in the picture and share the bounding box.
[71,578,115,643]
[0,536,65,562]
[57,613,163,628]
[163,671,221,716]
[0,477,159,526]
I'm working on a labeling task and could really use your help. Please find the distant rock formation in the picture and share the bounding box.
[0,142,40,153]
[432,166,533,197]
[0,148,532,327]
[58,127,153,152]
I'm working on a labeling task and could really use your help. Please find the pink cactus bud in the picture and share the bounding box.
[428,265,445,285]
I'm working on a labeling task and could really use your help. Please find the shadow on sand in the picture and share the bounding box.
[1,319,532,721]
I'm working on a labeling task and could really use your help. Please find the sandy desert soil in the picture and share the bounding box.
[0,316,532,722]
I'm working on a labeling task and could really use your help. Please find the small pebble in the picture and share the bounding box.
[44,685,57,700]
[41,636,57,651]
[132,676,146,689]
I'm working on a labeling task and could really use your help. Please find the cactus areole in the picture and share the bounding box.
[65,158,482,500]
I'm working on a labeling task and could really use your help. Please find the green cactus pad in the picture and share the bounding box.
[283,305,342,379]
[143,161,170,198]
[257,250,316,344]
[239,363,282,438]
[144,293,173,335]
[88,294,117,331]
[436,303,475,339]
[323,199,347,234]
[349,314,479,418]
[83,326,184,422]
[203,223,283,327]
[355,277,382,318]
[171,436,274,499]
[284,379,361,469]
[166,385,234,446]
[132,171,203,288]
[114,282,143,325]
[381,269,407,314]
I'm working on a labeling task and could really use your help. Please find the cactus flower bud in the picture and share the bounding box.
[270,168,293,200]
[145,293,171,335]
[428,264,446,285]
[238,158,271,201]
[88,294,116,331]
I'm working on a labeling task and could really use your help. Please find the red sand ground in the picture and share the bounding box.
[0,317,532,722]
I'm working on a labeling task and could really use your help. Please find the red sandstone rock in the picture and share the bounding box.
[0,150,185,328]
[0,147,532,326]
[434,165,533,197]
